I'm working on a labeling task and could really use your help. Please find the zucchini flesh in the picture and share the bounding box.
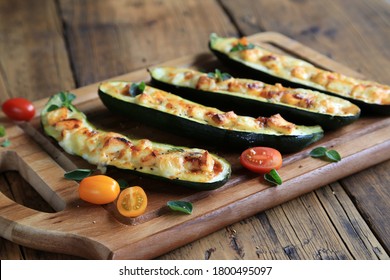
[98,81,324,153]
[41,92,231,190]
[149,66,361,130]
[209,33,390,115]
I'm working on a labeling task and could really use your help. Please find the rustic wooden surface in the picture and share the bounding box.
[0,0,389,260]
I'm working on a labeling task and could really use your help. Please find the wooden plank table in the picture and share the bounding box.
[0,0,389,260]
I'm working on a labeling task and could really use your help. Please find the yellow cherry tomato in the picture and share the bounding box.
[116,186,148,217]
[79,175,120,205]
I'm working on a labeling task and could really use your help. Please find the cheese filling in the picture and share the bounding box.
[100,81,324,136]
[45,106,226,183]
[212,35,390,105]
[150,67,360,116]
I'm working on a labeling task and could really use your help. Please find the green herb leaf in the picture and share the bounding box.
[167,201,193,214]
[325,150,341,162]
[207,69,232,82]
[117,178,129,189]
[310,147,341,162]
[309,147,327,158]
[167,147,185,153]
[230,42,255,52]
[264,169,282,186]
[0,125,6,137]
[58,92,76,110]
[59,91,67,102]
[1,139,11,147]
[47,104,60,112]
[67,93,76,103]
[64,169,94,181]
[129,82,146,97]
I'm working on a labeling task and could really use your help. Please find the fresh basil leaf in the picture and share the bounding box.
[221,72,232,81]
[117,178,129,189]
[129,82,146,97]
[59,91,67,102]
[215,69,222,79]
[207,69,232,82]
[230,42,255,52]
[47,104,60,112]
[58,92,76,110]
[264,169,282,186]
[310,147,341,162]
[325,150,341,162]
[309,147,327,158]
[64,169,94,181]
[167,201,193,214]
[0,125,6,137]
[167,147,185,153]
[207,72,215,79]
[66,92,76,103]
[1,139,11,147]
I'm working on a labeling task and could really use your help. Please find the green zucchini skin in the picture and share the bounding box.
[208,35,390,116]
[150,76,358,131]
[41,92,231,191]
[121,166,230,191]
[98,82,324,154]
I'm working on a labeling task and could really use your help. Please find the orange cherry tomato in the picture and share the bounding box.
[116,186,147,218]
[78,175,120,205]
[2,97,36,121]
[240,147,283,174]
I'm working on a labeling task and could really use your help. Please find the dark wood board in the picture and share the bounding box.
[0,32,389,259]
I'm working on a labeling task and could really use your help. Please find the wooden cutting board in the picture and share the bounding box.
[0,32,389,259]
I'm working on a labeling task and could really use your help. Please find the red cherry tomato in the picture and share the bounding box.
[240,147,283,174]
[2,97,36,121]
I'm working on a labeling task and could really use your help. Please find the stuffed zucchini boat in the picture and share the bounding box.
[149,66,361,130]
[98,81,324,153]
[41,92,231,190]
[209,33,390,115]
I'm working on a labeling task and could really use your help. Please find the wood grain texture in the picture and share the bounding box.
[0,0,74,103]
[220,0,390,83]
[0,0,389,260]
[218,0,390,260]
[0,0,75,259]
[341,160,390,251]
[0,33,389,259]
[58,0,237,86]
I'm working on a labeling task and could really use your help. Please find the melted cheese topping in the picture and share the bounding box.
[100,81,322,136]
[212,36,390,105]
[150,67,360,116]
[44,106,226,183]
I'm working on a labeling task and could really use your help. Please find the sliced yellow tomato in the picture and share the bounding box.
[116,186,148,217]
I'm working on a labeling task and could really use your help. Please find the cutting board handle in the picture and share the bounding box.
[0,146,114,258]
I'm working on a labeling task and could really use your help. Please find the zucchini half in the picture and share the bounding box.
[41,92,231,190]
[98,81,324,154]
[149,66,361,130]
[209,33,390,115]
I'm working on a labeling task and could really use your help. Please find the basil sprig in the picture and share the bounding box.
[64,168,94,181]
[230,42,255,52]
[129,82,146,97]
[1,139,11,147]
[0,125,11,147]
[47,91,76,112]
[264,169,282,186]
[116,178,130,189]
[167,201,193,214]
[0,125,5,137]
[207,69,232,82]
[310,147,341,162]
